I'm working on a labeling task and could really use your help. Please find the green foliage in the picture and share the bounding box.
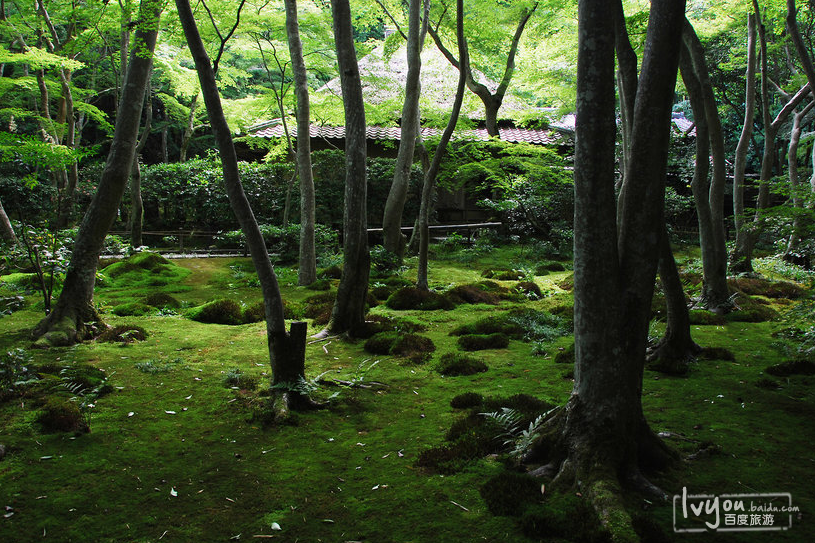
[0,348,37,400]
[217,223,338,264]
[7,226,73,315]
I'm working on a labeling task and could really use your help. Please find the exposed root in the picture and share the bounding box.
[646,337,701,376]
[270,390,327,423]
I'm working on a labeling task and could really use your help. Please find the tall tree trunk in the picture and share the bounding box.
[56,69,78,228]
[327,0,370,336]
[783,102,815,260]
[129,80,153,248]
[682,21,730,309]
[284,0,318,286]
[731,13,757,273]
[179,94,198,162]
[176,0,310,405]
[416,0,467,290]
[382,0,423,259]
[0,198,16,244]
[33,0,162,347]
[526,0,685,533]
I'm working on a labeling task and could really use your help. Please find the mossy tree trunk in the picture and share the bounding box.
[176,0,310,411]
[325,0,370,337]
[382,0,423,260]
[284,0,318,287]
[32,0,162,347]
[416,0,467,291]
[525,0,684,537]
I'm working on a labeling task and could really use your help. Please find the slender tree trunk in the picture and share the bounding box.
[176,0,311,405]
[731,13,757,273]
[417,0,467,290]
[129,80,153,248]
[327,0,370,336]
[179,94,198,162]
[33,0,162,347]
[784,102,815,259]
[0,198,16,244]
[56,69,78,228]
[284,0,317,286]
[382,0,423,259]
[647,229,701,374]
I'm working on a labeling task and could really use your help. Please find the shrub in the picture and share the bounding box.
[457,333,510,351]
[0,348,37,399]
[480,471,542,516]
[450,392,484,409]
[36,397,89,433]
[98,325,148,343]
[437,352,488,376]
[385,287,456,311]
[188,299,244,325]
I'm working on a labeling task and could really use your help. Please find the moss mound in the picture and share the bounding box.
[450,392,484,409]
[536,261,566,274]
[101,251,188,288]
[303,292,336,325]
[519,493,609,543]
[699,347,735,361]
[319,265,343,279]
[242,301,266,323]
[363,331,435,361]
[689,309,727,325]
[554,342,575,364]
[305,278,331,291]
[36,397,88,434]
[437,352,488,376]
[514,281,543,299]
[557,273,574,291]
[142,293,181,309]
[457,333,510,351]
[385,287,456,311]
[98,325,148,343]
[728,276,805,299]
[765,358,815,377]
[446,284,501,305]
[450,315,524,339]
[494,269,526,281]
[480,471,542,516]
[111,302,154,317]
[726,294,779,323]
[188,299,244,325]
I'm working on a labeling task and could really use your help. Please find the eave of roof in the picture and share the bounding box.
[247,123,570,146]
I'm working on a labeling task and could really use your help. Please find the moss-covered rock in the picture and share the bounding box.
[36,397,88,434]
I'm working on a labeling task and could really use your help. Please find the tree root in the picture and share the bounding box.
[646,337,701,376]
[270,390,327,423]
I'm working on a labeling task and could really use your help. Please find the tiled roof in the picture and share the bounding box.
[248,122,568,146]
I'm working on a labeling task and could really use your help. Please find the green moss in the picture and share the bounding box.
[437,352,488,376]
[688,309,727,325]
[363,332,398,355]
[457,333,510,351]
[97,325,148,343]
[479,471,541,516]
[446,284,500,305]
[765,358,815,377]
[242,301,266,323]
[554,342,575,364]
[385,287,456,311]
[519,493,610,543]
[450,392,484,409]
[223,368,260,390]
[305,278,332,291]
[187,299,244,325]
[513,281,543,299]
[728,276,805,299]
[536,261,566,274]
[557,273,574,291]
[319,265,343,279]
[142,293,181,309]
[726,294,779,322]
[363,331,435,361]
[111,302,155,317]
[303,292,336,324]
[35,397,88,434]
[698,347,735,361]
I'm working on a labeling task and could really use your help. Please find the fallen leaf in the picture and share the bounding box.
[165,410,176,415]
[185,395,192,400]
[170,488,177,497]
[270,522,281,531]
[372,485,380,490]
[127,412,135,417]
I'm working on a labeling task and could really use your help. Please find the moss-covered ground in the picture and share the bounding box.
[0,246,813,542]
